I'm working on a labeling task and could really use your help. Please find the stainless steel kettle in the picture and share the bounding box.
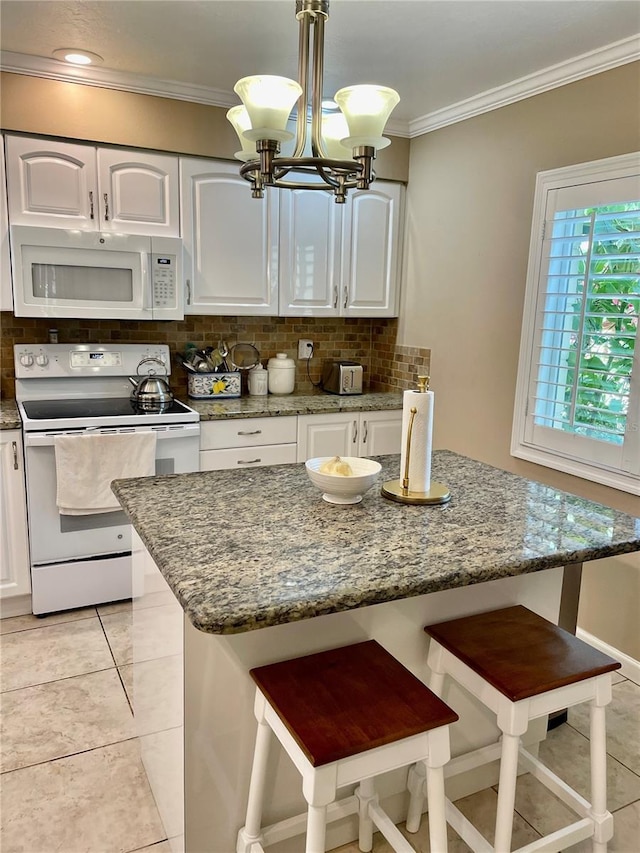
[129,357,174,412]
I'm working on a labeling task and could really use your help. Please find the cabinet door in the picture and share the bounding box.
[341,182,403,317]
[297,412,358,462]
[279,184,342,316]
[1,136,12,311]
[0,431,31,604]
[97,149,180,236]
[360,410,402,456]
[181,158,278,315]
[6,136,97,229]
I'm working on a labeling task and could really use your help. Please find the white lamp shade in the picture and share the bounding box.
[334,85,400,149]
[226,105,257,161]
[234,75,302,143]
[321,113,353,160]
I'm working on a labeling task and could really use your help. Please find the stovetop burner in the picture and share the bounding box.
[22,397,194,420]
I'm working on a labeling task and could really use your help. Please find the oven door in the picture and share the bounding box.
[23,423,200,566]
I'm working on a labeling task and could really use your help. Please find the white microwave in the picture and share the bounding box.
[10,226,184,320]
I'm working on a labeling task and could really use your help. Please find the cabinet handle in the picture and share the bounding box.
[363,420,368,444]
[333,285,338,309]
[12,441,19,470]
[343,285,349,310]
[353,420,358,443]
[103,193,110,221]
[88,191,95,220]
[237,430,262,436]
[237,458,261,465]
[186,279,191,305]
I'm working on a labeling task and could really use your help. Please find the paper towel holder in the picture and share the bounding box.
[381,376,451,505]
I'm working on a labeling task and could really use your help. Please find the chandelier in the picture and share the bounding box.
[226,0,400,204]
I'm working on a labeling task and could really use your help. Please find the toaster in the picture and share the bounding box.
[321,360,363,395]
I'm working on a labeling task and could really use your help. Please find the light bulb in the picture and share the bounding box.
[334,85,400,150]
[234,75,302,143]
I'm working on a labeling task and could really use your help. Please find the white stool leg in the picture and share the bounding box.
[426,762,448,853]
[406,761,427,833]
[493,732,520,853]
[237,717,272,853]
[356,777,376,852]
[306,804,327,853]
[590,701,613,853]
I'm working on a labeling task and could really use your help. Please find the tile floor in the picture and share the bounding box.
[0,603,638,853]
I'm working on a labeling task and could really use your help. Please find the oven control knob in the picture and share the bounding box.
[36,354,49,367]
[20,353,34,367]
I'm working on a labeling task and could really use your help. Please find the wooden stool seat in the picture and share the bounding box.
[424,605,621,702]
[237,640,458,853]
[251,639,458,766]
[406,605,621,853]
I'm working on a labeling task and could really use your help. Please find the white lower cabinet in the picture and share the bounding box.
[0,430,31,614]
[296,410,402,462]
[200,416,297,471]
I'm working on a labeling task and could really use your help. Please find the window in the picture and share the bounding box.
[512,153,640,495]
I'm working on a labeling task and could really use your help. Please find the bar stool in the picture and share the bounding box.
[406,605,621,853]
[236,639,459,853]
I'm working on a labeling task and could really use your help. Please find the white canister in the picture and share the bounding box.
[267,353,296,395]
[248,363,268,396]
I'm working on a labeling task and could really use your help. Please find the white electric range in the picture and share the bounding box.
[15,343,200,614]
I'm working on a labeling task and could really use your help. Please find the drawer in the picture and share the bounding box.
[199,444,297,471]
[200,416,297,451]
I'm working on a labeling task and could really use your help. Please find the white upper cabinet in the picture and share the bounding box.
[279,179,403,318]
[278,182,342,316]
[341,183,403,317]
[5,136,179,236]
[0,135,13,311]
[181,158,278,316]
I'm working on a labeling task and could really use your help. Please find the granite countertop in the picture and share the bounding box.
[112,450,640,636]
[0,399,21,430]
[187,390,403,420]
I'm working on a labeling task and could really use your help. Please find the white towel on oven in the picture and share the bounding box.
[54,431,157,515]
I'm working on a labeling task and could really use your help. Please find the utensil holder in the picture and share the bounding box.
[187,371,241,399]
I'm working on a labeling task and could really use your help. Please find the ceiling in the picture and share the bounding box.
[1,0,639,134]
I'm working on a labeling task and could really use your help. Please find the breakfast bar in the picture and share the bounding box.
[112,450,640,853]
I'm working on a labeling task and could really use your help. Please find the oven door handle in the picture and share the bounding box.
[24,424,200,447]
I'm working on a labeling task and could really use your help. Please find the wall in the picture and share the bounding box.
[399,61,640,658]
[1,312,430,400]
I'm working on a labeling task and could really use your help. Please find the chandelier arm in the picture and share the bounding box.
[292,8,311,159]
[310,11,329,159]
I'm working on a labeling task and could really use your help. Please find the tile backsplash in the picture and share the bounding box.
[1,313,430,399]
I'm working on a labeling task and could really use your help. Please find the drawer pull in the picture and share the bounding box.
[237,458,261,465]
[237,430,262,436]
[12,441,19,470]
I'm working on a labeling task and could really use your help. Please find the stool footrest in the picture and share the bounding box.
[518,745,591,816]
[368,801,416,852]
[258,794,359,848]
[512,818,594,853]
[446,800,493,853]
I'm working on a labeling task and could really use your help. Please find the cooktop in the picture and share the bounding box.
[21,397,195,420]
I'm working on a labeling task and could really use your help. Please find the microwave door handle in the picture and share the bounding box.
[142,254,152,314]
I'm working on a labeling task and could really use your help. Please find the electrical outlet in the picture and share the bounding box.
[298,339,314,360]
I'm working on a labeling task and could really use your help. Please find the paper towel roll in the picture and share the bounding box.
[399,388,433,493]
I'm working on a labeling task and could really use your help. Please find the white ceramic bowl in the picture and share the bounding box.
[305,457,382,504]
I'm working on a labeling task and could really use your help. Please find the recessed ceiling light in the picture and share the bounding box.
[52,48,103,66]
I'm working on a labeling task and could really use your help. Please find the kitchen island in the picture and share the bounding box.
[112,451,640,853]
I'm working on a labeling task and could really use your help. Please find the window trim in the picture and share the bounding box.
[511,151,640,496]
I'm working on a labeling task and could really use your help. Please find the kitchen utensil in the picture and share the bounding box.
[176,353,198,374]
[218,340,230,371]
[129,357,175,412]
[230,343,260,371]
[305,456,382,505]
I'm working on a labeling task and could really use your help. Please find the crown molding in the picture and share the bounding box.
[0,51,238,108]
[409,34,640,138]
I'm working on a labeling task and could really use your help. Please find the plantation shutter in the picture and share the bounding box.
[512,155,640,495]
